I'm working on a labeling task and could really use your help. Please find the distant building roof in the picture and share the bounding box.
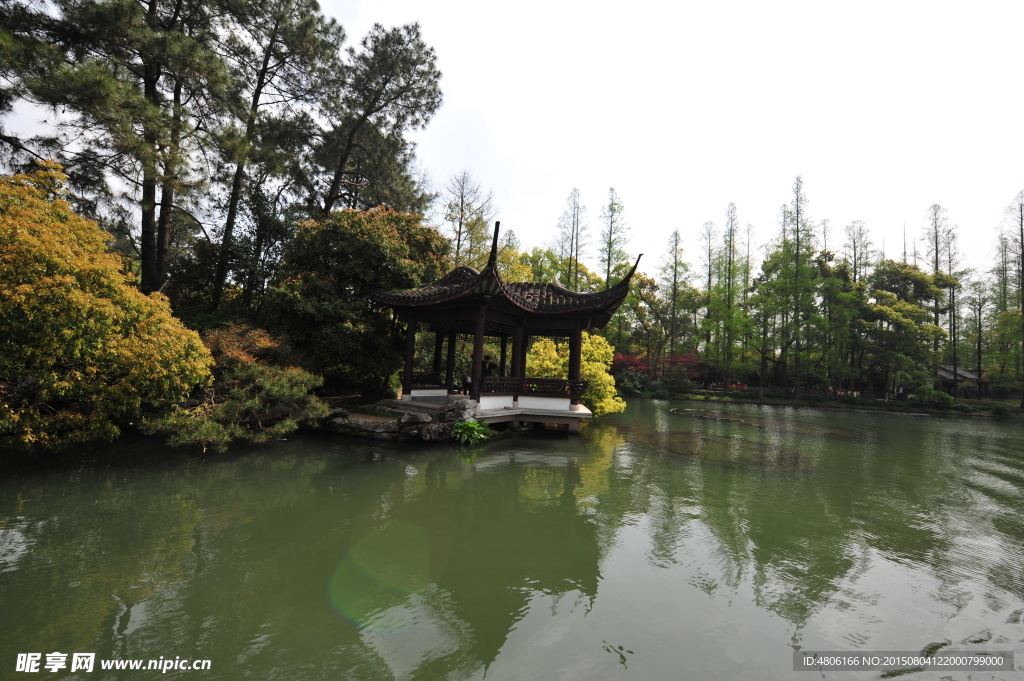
[936,364,979,381]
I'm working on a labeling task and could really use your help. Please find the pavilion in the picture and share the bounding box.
[367,223,639,430]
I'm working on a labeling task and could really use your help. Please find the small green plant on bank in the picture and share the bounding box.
[452,420,490,445]
[910,385,954,408]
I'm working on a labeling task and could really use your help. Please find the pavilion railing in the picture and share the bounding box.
[481,377,587,400]
[399,371,443,387]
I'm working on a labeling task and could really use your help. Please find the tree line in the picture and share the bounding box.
[451,174,1024,407]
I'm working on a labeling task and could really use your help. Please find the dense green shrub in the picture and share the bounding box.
[527,334,626,415]
[660,365,697,395]
[911,385,954,408]
[264,208,449,398]
[615,368,645,397]
[991,385,1013,399]
[142,324,328,452]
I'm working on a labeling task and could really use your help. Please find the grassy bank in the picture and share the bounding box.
[634,390,1023,418]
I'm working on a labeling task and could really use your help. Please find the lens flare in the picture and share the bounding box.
[329,520,431,631]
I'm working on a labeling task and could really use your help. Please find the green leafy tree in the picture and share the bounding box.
[264,207,449,396]
[786,176,816,395]
[495,229,533,282]
[0,164,212,452]
[142,323,328,451]
[526,334,625,416]
[1005,190,1024,406]
[624,274,669,383]
[211,0,345,308]
[660,229,692,356]
[439,170,493,268]
[864,260,947,396]
[556,188,589,289]
[315,23,442,217]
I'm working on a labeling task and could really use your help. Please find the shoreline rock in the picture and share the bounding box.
[319,400,476,441]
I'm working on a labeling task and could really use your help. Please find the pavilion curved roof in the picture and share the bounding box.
[368,223,641,329]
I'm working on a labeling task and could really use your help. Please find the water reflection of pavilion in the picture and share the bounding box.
[355,453,601,677]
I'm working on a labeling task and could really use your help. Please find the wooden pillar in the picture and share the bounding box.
[518,332,530,378]
[470,305,486,402]
[403,318,416,399]
[499,335,508,377]
[432,331,444,377]
[510,326,524,378]
[445,330,457,393]
[569,322,582,406]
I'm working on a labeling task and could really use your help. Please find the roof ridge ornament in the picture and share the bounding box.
[614,254,643,288]
[486,221,501,268]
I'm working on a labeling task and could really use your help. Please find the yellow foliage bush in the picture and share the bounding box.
[0,162,212,452]
[526,333,626,416]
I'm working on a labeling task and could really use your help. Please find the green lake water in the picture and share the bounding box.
[2,400,1023,680]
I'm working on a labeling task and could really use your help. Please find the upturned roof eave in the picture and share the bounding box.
[368,224,643,318]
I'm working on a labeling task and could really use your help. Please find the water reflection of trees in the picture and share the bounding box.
[0,434,606,681]
[2,410,1022,677]
[598,400,1024,629]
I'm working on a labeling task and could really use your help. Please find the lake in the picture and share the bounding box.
[1,399,1023,679]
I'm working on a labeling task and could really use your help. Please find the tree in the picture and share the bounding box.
[264,207,449,396]
[496,229,533,282]
[921,203,952,338]
[660,230,689,356]
[699,220,717,375]
[787,176,813,396]
[597,188,629,289]
[526,334,625,416]
[211,0,345,309]
[2,0,229,292]
[964,279,988,394]
[723,203,739,386]
[142,323,329,451]
[624,273,670,382]
[440,170,494,268]
[1006,190,1024,407]
[843,220,873,283]
[943,230,963,396]
[864,260,946,396]
[316,23,442,217]
[556,188,589,290]
[0,164,212,452]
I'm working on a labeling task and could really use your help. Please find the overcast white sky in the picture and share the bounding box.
[325,0,1024,279]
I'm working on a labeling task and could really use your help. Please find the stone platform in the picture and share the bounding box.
[397,394,592,433]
